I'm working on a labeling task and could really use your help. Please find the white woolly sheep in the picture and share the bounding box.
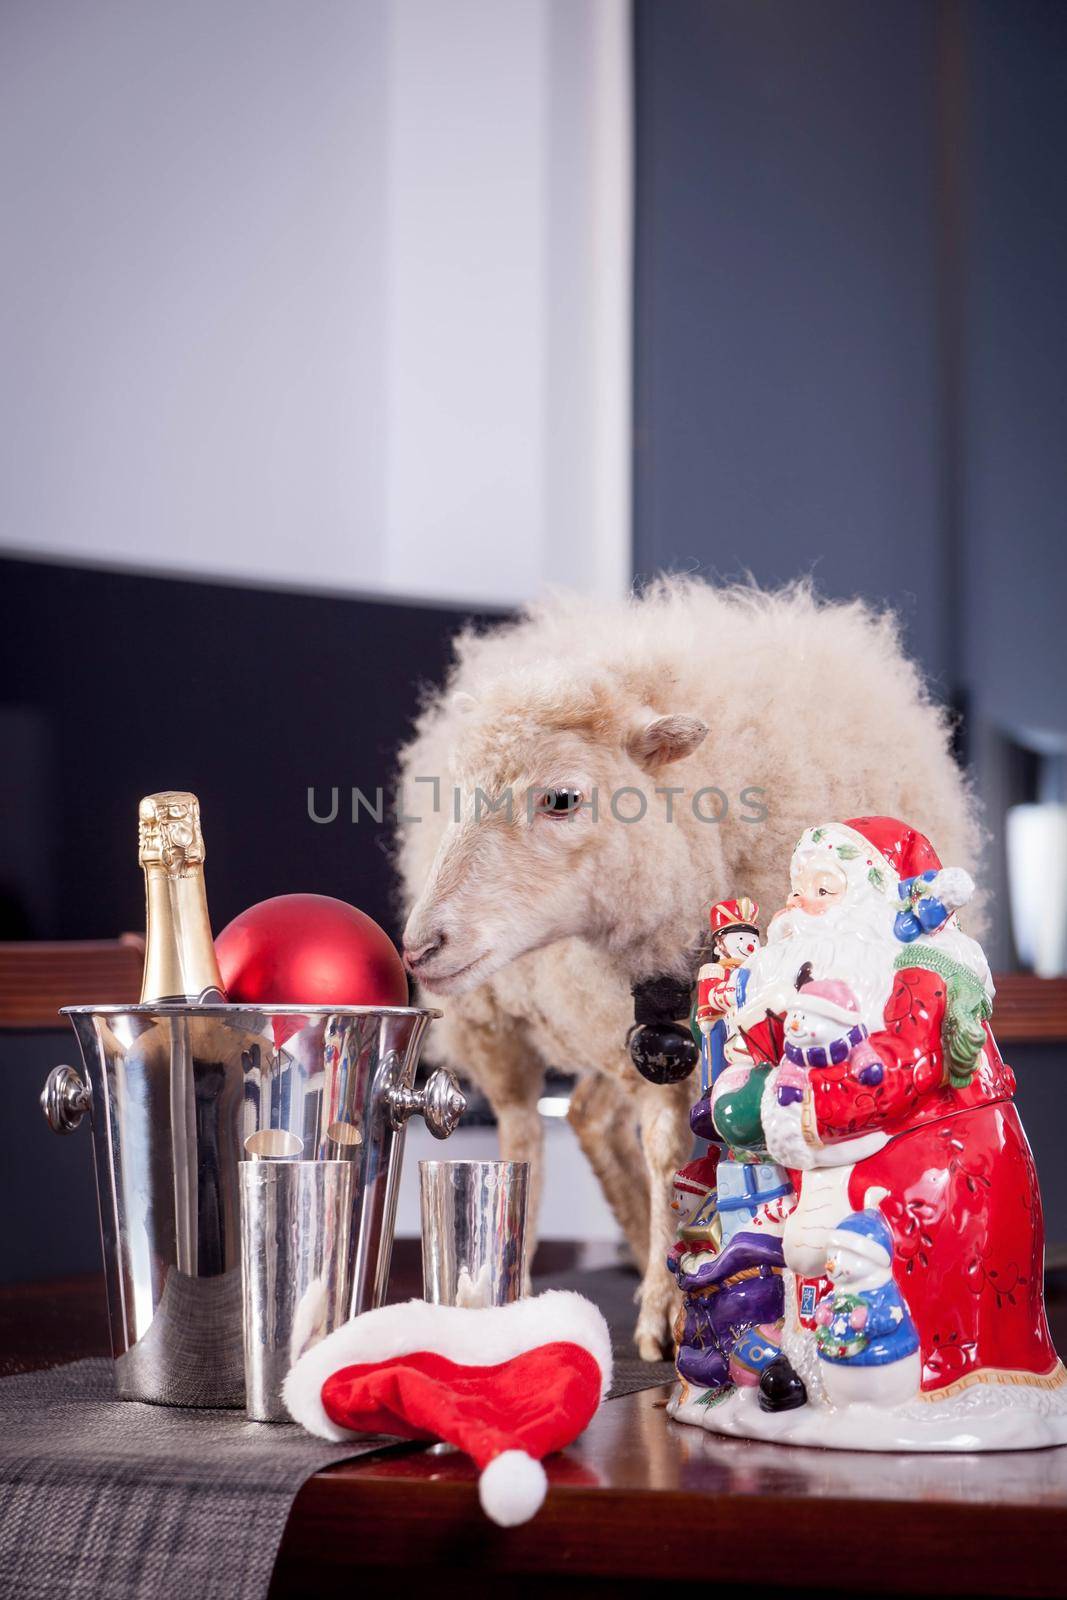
[395,577,981,1359]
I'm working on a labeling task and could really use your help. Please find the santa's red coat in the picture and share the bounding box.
[798,965,1058,1393]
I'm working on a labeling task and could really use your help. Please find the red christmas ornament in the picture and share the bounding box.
[215,893,408,1008]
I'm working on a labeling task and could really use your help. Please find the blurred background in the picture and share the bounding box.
[2,0,1065,1272]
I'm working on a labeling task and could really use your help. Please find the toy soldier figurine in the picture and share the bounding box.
[695,898,761,1096]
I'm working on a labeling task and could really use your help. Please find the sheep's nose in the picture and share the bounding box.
[403,932,447,972]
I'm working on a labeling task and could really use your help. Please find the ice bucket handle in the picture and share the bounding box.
[41,1065,92,1134]
[387,1066,466,1140]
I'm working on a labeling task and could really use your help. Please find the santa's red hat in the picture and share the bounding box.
[792,816,946,898]
[283,1292,612,1527]
[844,816,942,879]
[792,817,976,922]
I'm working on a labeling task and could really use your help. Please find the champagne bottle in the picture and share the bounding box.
[138,791,228,1004]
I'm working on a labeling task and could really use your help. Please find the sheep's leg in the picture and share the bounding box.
[495,1093,545,1285]
[479,1035,546,1278]
[567,1075,650,1274]
[435,1006,546,1273]
[632,1078,694,1361]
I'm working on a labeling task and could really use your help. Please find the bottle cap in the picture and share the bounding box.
[138,792,204,877]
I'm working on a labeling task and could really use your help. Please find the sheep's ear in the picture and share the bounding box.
[451,691,478,715]
[626,714,708,771]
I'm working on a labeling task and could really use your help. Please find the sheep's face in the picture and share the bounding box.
[402,685,707,993]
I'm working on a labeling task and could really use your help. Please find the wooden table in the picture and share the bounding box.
[6,1262,1067,1599]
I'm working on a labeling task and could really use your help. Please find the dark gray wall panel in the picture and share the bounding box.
[634,0,948,681]
[962,0,1067,742]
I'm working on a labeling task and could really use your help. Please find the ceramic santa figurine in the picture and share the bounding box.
[669,815,1067,1450]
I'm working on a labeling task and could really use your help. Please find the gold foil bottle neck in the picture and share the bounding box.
[138,790,227,1004]
[138,791,205,879]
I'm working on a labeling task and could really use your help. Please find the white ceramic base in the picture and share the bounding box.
[667,1366,1067,1452]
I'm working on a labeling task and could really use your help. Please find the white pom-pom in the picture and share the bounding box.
[931,867,974,911]
[478,1451,547,1526]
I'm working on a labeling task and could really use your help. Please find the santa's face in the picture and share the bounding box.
[718,926,760,963]
[785,856,848,917]
[747,886,899,1034]
[783,1005,840,1050]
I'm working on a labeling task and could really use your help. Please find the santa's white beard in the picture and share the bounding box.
[745,894,899,1033]
[745,890,995,1032]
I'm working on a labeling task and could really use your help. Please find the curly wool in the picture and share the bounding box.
[399,577,981,952]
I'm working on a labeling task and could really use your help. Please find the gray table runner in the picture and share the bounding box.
[537,1264,677,1397]
[0,1358,397,1600]
[0,1267,671,1600]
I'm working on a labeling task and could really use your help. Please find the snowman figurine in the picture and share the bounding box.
[666,1151,720,1273]
[774,979,886,1103]
[670,1151,720,1228]
[815,1207,921,1409]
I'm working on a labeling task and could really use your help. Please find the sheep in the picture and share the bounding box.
[394,577,981,1359]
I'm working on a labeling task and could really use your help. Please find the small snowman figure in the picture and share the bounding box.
[669,1152,720,1232]
[775,979,886,1106]
[815,1207,921,1409]
[667,1151,720,1272]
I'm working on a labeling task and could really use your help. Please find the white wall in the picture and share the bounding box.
[0,0,630,607]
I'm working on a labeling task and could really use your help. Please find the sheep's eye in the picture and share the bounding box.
[536,787,583,818]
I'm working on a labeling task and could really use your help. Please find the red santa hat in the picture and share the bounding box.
[792,816,946,898]
[283,1291,612,1527]
[844,816,943,879]
[789,978,862,1029]
[795,817,976,920]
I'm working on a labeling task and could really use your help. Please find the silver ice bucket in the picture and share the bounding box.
[41,1003,464,1407]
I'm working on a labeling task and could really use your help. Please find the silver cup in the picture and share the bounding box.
[419,1159,529,1308]
[239,1158,354,1422]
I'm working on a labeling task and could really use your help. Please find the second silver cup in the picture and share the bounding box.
[240,1159,354,1422]
[419,1159,529,1308]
